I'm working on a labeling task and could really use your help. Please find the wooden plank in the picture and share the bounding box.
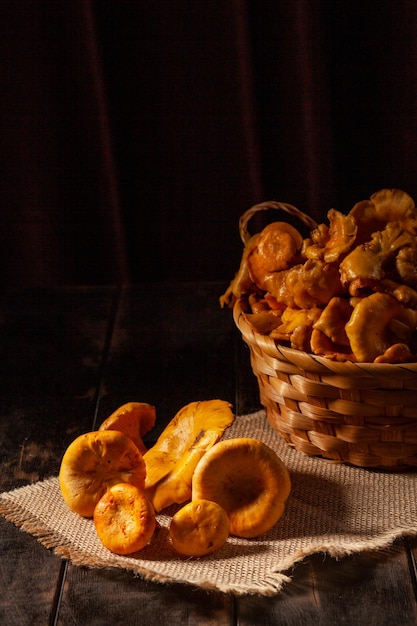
[56,567,234,626]
[0,287,116,625]
[92,282,238,436]
[1,285,416,625]
[407,536,417,602]
[232,291,417,624]
[0,517,64,626]
[237,539,417,625]
[53,283,237,624]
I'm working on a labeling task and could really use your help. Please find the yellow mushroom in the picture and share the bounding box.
[143,400,235,512]
[339,223,416,288]
[219,234,260,308]
[246,222,303,291]
[169,499,229,557]
[264,259,344,309]
[94,483,156,555]
[348,188,417,245]
[305,209,357,262]
[345,292,415,362]
[192,437,291,539]
[98,401,156,455]
[270,306,322,351]
[59,430,146,517]
[313,297,353,347]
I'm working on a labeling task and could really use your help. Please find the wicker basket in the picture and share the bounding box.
[233,201,417,470]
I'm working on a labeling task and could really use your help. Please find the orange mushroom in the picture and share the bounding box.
[379,278,417,309]
[192,438,291,539]
[246,222,303,291]
[219,234,261,308]
[345,292,417,362]
[169,499,229,557]
[313,297,353,347]
[98,401,156,455]
[374,343,414,364]
[395,245,417,287]
[310,328,356,361]
[270,306,322,351]
[339,223,415,289]
[59,430,146,517]
[305,209,357,262]
[264,259,344,309]
[348,188,417,245]
[243,309,284,335]
[94,483,156,555]
[310,297,355,361]
[143,400,235,512]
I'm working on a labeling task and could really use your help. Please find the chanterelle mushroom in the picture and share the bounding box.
[345,292,417,362]
[192,437,291,539]
[219,233,260,308]
[396,245,417,287]
[264,259,344,309]
[305,208,357,263]
[247,221,304,291]
[144,400,235,512]
[59,430,147,517]
[339,223,416,289]
[348,188,417,245]
[98,401,156,455]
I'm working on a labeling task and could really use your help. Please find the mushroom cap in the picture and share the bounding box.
[345,292,415,362]
[98,402,156,455]
[59,430,146,517]
[349,189,417,245]
[192,437,291,539]
[265,259,344,309]
[143,400,235,512]
[94,483,155,555]
[313,297,353,347]
[306,209,357,263]
[169,499,229,557]
[247,222,303,290]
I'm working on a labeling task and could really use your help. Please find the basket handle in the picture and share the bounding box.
[239,201,318,244]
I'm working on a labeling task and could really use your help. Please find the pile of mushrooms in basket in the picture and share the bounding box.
[221,188,417,364]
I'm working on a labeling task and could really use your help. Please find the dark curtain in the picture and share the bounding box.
[1,0,417,287]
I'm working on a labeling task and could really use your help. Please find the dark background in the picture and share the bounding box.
[1,0,416,287]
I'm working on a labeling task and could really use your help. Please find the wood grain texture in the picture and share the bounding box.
[0,287,115,625]
[56,567,234,626]
[0,284,416,625]
[238,542,417,625]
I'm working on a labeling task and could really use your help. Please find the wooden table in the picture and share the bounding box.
[1,284,416,625]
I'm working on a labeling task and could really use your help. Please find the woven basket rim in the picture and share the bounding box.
[233,295,417,376]
[238,200,318,244]
[230,197,417,468]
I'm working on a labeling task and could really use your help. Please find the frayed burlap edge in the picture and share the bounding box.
[0,491,292,595]
[1,493,416,596]
[1,410,417,596]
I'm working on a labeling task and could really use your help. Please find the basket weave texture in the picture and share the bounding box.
[235,298,417,469]
[233,201,417,470]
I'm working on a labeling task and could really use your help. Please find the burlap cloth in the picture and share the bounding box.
[1,410,416,596]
